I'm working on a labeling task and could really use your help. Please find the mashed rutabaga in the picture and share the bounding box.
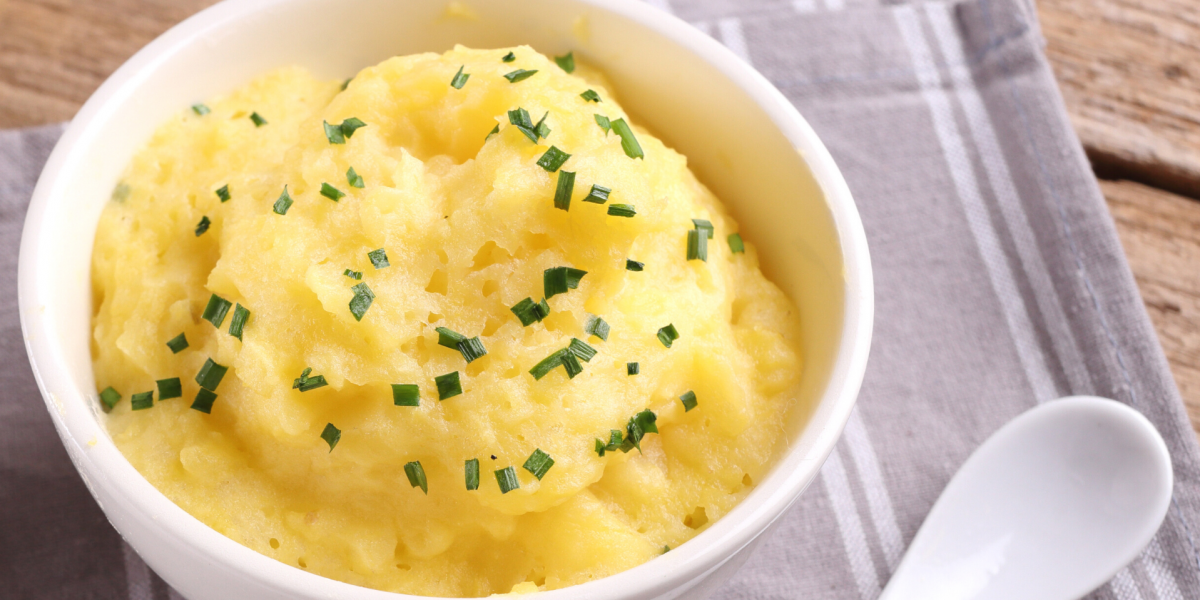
[92,46,802,596]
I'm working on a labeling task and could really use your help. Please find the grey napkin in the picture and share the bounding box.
[3,0,1199,598]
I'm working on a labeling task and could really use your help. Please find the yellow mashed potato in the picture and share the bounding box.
[93,46,802,597]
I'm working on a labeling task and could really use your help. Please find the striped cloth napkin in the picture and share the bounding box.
[2,0,1198,598]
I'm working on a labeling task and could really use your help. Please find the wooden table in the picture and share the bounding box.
[2,0,1198,430]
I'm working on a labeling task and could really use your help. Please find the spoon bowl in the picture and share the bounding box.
[880,396,1173,600]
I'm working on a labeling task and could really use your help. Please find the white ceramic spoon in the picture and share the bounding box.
[878,396,1173,600]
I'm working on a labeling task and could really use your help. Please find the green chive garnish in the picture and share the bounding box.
[436,371,462,400]
[321,423,340,451]
[341,77,353,91]
[728,233,745,253]
[157,378,182,400]
[607,204,636,217]
[99,386,121,409]
[458,337,488,363]
[625,409,658,452]
[250,112,267,127]
[272,186,293,215]
[292,367,328,392]
[680,390,698,411]
[392,384,419,406]
[495,466,520,493]
[583,184,610,204]
[687,229,708,261]
[584,315,609,341]
[344,269,363,280]
[450,65,470,89]
[202,294,232,327]
[554,171,575,211]
[561,352,583,378]
[341,117,366,138]
[125,393,151,412]
[595,429,625,457]
[692,219,715,239]
[502,51,516,62]
[195,358,228,390]
[435,327,466,349]
[657,324,679,348]
[534,112,551,139]
[320,183,345,201]
[215,184,230,202]
[523,449,555,479]
[511,297,550,326]
[367,248,389,269]
[595,114,611,134]
[537,146,571,172]
[580,89,602,103]
[486,124,500,140]
[627,362,639,375]
[508,108,539,143]
[195,216,211,237]
[405,461,428,494]
[610,118,643,159]
[465,458,480,491]
[568,337,597,362]
[626,259,644,271]
[663,546,671,554]
[554,52,575,73]
[530,349,567,380]
[543,266,586,298]
[191,388,217,413]
[347,166,364,188]
[504,69,538,83]
[349,283,375,321]
[324,120,345,144]
[192,104,210,116]
[166,333,188,354]
[228,304,250,340]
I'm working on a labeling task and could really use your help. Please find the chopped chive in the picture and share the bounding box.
[486,124,500,140]
[663,545,671,554]
[626,259,644,271]
[625,409,658,452]
[156,377,182,400]
[554,170,575,211]
[607,204,636,217]
[544,267,569,299]
[324,120,345,144]
[583,184,610,204]
[580,89,602,103]
[99,386,121,409]
[465,458,480,490]
[450,65,470,89]
[657,324,679,348]
[405,461,428,494]
[341,77,353,91]
[566,268,587,289]
[272,186,293,215]
[504,69,538,83]
[568,338,597,362]
[166,333,189,354]
[346,166,364,188]
[584,314,610,341]
[195,358,228,390]
[561,352,583,378]
[502,51,516,62]
[436,371,463,400]
[192,103,210,116]
[687,229,708,261]
[340,117,366,138]
[293,367,328,392]
[202,294,233,327]
[435,327,467,349]
[321,423,341,451]
[112,182,130,202]
[680,390,698,411]
[536,146,571,172]
[523,449,555,479]
[596,429,624,456]
[215,184,230,202]
[692,218,715,239]
[228,304,250,340]
[511,297,550,326]
[343,269,363,280]
[530,349,566,380]
[368,248,390,269]
[594,438,606,457]
[127,390,151,410]
[457,337,488,363]
[250,112,267,127]
[508,108,539,143]
[627,362,639,375]
[349,282,374,321]
[610,118,644,159]
[191,388,217,413]
[595,114,611,134]
[320,183,345,201]
[534,111,551,139]
[495,466,520,493]
[392,383,419,406]
[554,52,575,73]
[728,233,745,253]
[194,216,211,237]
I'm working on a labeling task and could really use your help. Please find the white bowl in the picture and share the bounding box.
[18,0,873,598]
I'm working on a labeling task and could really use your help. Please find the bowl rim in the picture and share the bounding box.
[17,0,874,597]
